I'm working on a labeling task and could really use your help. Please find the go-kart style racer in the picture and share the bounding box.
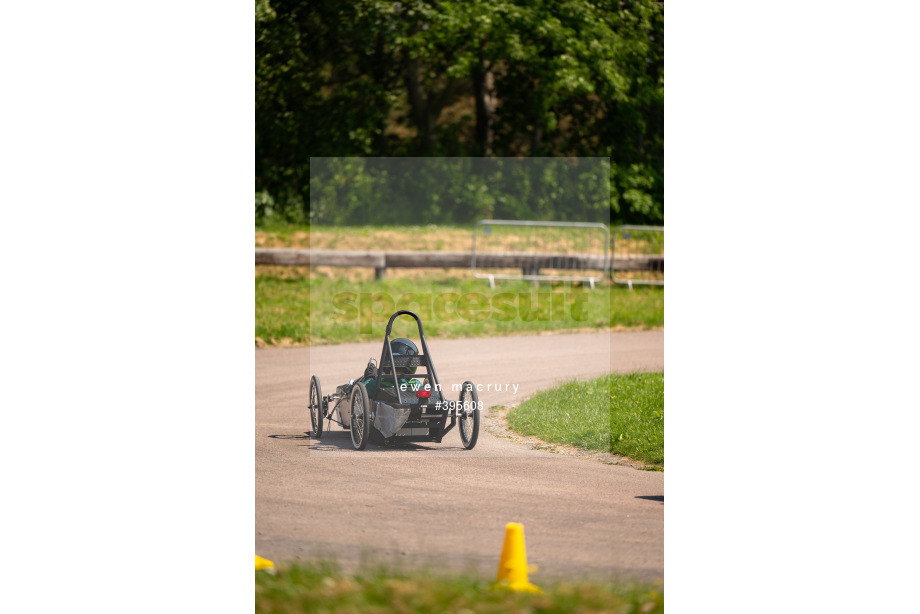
[308,309,480,450]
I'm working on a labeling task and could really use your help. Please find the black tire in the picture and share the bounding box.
[458,381,480,450]
[309,375,323,438]
[350,382,370,450]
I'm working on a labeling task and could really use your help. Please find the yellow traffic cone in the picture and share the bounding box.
[255,555,275,572]
[494,522,541,592]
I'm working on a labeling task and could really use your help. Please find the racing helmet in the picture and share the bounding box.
[391,338,419,374]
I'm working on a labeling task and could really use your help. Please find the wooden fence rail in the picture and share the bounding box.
[256,248,663,280]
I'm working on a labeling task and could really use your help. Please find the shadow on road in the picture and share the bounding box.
[284,430,468,453]
[636,495,664,503]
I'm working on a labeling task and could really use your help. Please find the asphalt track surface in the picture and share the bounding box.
[256,330,664,582]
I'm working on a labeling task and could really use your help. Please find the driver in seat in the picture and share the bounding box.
[361,338,426,399]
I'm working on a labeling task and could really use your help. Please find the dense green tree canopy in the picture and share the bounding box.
[256,0,663,225]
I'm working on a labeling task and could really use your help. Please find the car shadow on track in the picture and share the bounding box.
[636,495,664,503]
[289,430,460,453]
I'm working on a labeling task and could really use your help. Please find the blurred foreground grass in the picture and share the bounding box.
[255,561,663,614]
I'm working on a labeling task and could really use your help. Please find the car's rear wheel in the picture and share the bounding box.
[350,382,370,450]
[458,381,480,450]
[310,375,323,438]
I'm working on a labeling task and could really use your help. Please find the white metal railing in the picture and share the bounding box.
[471,220,610,288]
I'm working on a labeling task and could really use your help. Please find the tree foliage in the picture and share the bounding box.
[255,0,664,225]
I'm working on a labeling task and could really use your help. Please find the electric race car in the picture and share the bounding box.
[308,310,481,450]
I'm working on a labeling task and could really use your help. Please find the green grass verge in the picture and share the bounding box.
[255,562,663,614]
[506,373,664,466]
[255,271,663,345]
[255,273,312,343]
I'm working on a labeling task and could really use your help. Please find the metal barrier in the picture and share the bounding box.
[471,220,610,288]
[611,225,664,288]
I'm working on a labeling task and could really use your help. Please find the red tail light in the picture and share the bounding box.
[416,390,431,398]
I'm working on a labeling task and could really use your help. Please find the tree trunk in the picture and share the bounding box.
[472,59,496,156]
[372,33,388,153]
[405,56,436,154]
[531,120,543,153]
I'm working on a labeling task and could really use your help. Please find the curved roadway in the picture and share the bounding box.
[256,330,664,582]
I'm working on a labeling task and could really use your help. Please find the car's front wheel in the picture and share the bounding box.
[350,382,370,450]
[458,381,480,450]
[309,375,323,438]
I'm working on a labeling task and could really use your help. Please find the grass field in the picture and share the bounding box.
[255,224,663,345]
[506,373,664,466]
[256,270,662,345]
[255,561,663,614]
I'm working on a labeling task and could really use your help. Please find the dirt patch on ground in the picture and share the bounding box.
[255,230,311,248]
[255,325,658,348]
[255,227,473,252]
[256,336,304,347]
[483,404,659,470]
